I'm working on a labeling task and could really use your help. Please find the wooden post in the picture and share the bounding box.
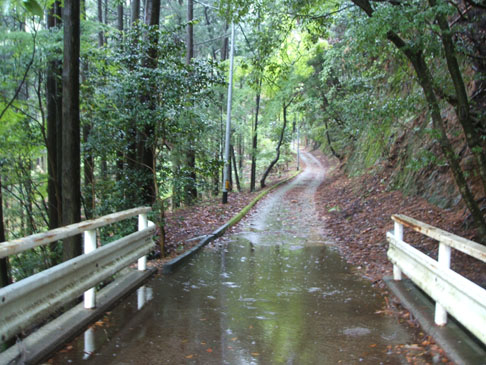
[83,229,96,309]
[138,214,148,271]
[435,241,451,325]
[393,221,403,280]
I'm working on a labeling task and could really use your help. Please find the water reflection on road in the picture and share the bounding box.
[50,152,414,364]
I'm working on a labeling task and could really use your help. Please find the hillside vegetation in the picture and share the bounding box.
[298,1,486,241]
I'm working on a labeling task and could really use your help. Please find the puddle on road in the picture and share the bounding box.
[49,241,413,364]
[49,153,415,364]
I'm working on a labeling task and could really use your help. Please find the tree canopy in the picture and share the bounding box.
[1,0,486,284]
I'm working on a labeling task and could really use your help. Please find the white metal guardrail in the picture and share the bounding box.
[387,214,486,345]
[0,207,156,345]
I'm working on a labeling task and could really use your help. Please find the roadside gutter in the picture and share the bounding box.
[162,170,301,274]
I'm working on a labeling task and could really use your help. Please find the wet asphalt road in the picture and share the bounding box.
[49,151,414,364]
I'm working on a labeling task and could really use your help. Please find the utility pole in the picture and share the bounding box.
[297,123,300,171]
[222,22,235,204]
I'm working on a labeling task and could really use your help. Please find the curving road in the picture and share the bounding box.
[50,151,415,364]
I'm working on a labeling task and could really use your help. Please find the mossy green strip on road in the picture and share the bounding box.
[226,170,301,229]
[162,170,302,274]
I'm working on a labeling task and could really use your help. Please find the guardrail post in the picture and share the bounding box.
[83,229,97,309]
[435,241,451,326]
[137,285,146,310]
[138,214,148,271]
[83,327,95,360]
[393,221,403,280]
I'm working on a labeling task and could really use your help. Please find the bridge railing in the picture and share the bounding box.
[0,207,156,345]
[386,214,486,345]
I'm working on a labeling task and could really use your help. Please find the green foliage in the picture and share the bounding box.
[79,23,224,216]
[294,3,439,173]
[2,0,482,277]
[1,0,42,17]
[21,0,42,16]
[0,0,229,274]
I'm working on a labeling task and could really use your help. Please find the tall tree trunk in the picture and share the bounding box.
[250,79,262,192]
[429,0,486,196]
[82,125,94,219]
[97,0,105,47]
[126,0,140,177]
[81,1,94,220]
[183,0,197,204]
[55,1,63,228]
[324,119,341,159]
[115,3,125,182]
[231,144,240,192]
[24,160,35,235]
[238,134,243,171]
[184,150,197,203]
[217,26,228,195]
[221,23,229,60]
[203,6,217,59]
[0,176,10,288]
[261,103,288,188]
[46,0,63,264]
[131,0,140,24]
[186,0,194,64]
[212,150,219,196]
[138,0,160,205]
[62,0,82,261]
[104,0,108,30]
[47,1,62,230]
[117,2,124,36]
[96,0,109,184]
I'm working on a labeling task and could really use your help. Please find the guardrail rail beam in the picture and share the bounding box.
[387,214,486,345]
[0,207,155,347]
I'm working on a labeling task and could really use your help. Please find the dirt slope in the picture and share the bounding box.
[312,149,486,365]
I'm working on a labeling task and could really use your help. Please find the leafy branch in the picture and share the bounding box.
[0,28,37,121]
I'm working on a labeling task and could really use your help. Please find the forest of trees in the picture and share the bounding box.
[1,0,485,286]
